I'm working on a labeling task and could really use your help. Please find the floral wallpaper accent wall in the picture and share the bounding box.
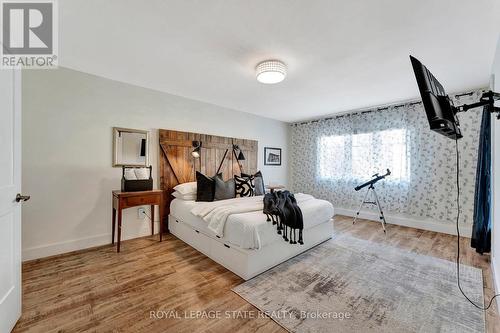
[290,90,485,226]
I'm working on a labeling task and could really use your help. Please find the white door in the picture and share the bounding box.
[0,69,23,333]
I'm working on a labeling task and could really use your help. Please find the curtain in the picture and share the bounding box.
[471,108,492,254]
[290,90,484,226]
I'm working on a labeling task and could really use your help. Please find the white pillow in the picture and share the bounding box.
[172,191,196,201]
[134,168,149,180]
[173,182,197,195]
[124,168,137,180]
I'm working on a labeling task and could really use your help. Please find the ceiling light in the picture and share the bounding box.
[256,60,287,84]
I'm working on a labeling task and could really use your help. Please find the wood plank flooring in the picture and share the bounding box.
[13,216,500,332]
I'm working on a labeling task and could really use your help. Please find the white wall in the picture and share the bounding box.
[22,67,289,260]
[491,36,500,311]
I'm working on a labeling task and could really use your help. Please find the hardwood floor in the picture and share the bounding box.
[14,216,500,332]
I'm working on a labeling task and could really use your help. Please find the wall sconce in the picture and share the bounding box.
[233,145,245,161]
[237,150,245,161]
[192,141,201,158]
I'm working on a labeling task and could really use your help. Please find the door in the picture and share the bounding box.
[0,69,22,333]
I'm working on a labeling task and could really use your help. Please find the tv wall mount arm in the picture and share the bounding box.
[454,91,500,119]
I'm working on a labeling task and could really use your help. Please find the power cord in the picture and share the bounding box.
[454,137,500,310]
[143,208,153,221]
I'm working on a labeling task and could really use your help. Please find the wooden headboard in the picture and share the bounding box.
[158,129,258,228]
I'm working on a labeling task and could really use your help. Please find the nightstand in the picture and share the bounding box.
[112,190,164,252]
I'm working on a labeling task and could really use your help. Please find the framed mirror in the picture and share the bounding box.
[113,127,149,167]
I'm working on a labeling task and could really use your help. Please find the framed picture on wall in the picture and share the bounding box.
[264,147,282,166]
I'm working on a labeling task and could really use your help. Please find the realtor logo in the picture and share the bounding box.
[1,0,58,68]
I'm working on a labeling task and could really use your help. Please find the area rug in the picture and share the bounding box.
[232,235,485,333]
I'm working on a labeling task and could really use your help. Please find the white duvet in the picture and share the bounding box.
[171,195,334,249]
[191,193,316,237]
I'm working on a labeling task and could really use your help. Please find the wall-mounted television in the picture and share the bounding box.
[410,55,462,139]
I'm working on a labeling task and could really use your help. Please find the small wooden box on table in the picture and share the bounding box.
[112,190,164,252]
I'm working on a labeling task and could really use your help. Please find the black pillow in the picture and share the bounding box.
[242,171,265,196]
[214,175,235,200]
[235,175,255,197]
[196,171,216,202]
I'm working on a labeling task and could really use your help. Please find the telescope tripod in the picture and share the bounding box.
[352,184,387,233]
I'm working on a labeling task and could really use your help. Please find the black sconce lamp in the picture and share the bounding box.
[192,141,202,158]
[233,145,245,161]
[237,150,245,161]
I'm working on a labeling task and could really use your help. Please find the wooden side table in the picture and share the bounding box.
[112,190,164,252]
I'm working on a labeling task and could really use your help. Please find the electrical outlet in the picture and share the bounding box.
[137,207,146,219]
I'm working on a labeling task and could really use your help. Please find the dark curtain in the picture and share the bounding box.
[471,107,492,254]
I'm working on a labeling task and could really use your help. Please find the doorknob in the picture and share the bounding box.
[16,194,30,202]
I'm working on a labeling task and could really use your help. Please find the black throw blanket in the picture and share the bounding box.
[263,191,304,245]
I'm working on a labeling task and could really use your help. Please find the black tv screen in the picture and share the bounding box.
[410,56,462,139]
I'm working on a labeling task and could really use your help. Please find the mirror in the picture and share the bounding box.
[113,127,149,167]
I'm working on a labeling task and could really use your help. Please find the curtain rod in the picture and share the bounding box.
[292,89,483,127]
[292,101,422,126]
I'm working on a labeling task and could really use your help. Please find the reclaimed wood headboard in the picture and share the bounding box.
[158,129,258,229]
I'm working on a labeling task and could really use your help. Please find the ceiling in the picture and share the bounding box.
[59,0,500,122]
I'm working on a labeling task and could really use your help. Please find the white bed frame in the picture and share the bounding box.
[169,214,333,280]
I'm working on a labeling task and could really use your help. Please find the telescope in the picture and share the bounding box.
[354,169,391,191]
[353,169,391,232]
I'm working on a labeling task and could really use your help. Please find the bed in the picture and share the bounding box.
[158,129,334,280]
[169,195,334,280]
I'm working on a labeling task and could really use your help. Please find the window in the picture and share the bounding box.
[318,129,409,182]
[318,135,346,179]
[351,132,372,180]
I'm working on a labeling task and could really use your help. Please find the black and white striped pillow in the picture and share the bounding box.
[234,175,255,197]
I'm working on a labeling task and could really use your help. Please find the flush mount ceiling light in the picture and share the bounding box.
[256,60,287,84]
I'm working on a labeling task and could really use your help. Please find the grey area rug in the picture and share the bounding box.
[233,235,485,333]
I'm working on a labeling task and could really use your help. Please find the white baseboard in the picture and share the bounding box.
[491,256,500,315]
[23,208,472,261]
[335,207,473,238]
[22,221,160,261]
